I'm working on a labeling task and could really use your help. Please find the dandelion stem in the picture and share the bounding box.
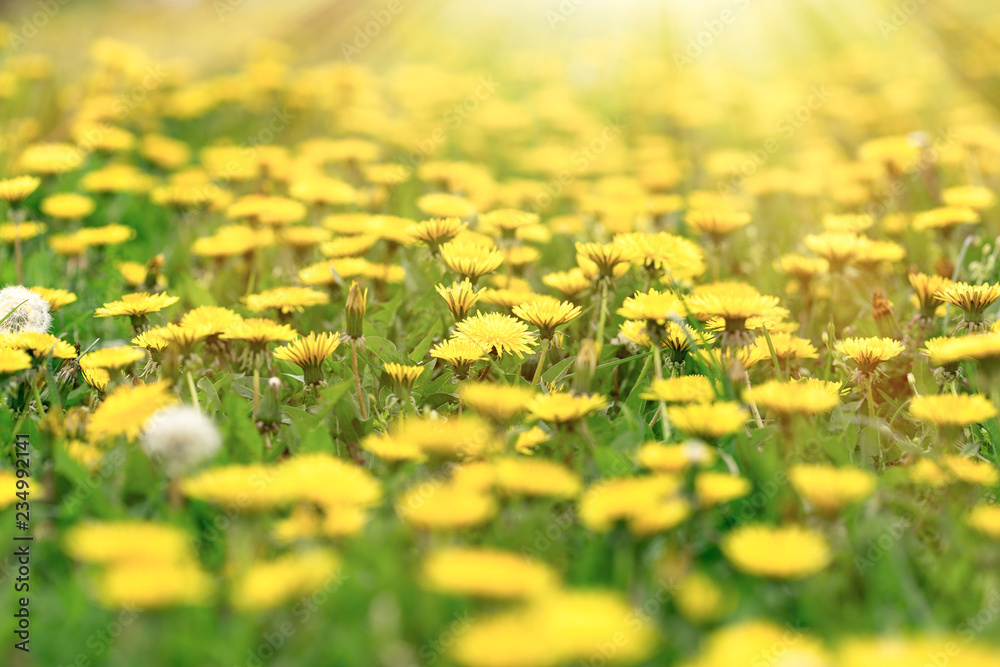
[650,343,671,442]
[252,366,260,416]
[531,338,551,387]
[31,373,45,419]
[13,221,23,285]
[744,374,764,429]
[351,340,368,419]
[186,370,200,412]
[595,280,610,347]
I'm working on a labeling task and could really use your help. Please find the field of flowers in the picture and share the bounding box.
[3,0,1000,665]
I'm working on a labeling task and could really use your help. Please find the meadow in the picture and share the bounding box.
[2,0,1000,665]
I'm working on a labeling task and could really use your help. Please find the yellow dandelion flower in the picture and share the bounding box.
[0,332,76,359]
[319,234,377,259]
[575,241,633,281]
[943,185,996,211]
[722,524,832,579]
[684,621,831,667]
[637,441,716,474]
[28,287,76,310]
[743,378,842,417]
[668,402,748,439]
[273,332,340,384]
[226,194,306,226]
[232,550,341,611]
[910,272,954,318]
[441,240,504,283]
[617,288,685,325]
[99,562,214,608]
[131,329,169,352]
[435,280,484,321]
[921,333,1000,366]
[822,213,874,234]
[909,393,997,427]
[455,312,536,359]
[835,336,904,374]
[82,367,110,391]
[615,232,705,282]
[789,464,877,513]
[804,232,870,270]
[494,457,582,498]
[0,347,32,374]
[430,337,488,379]
[967,504,1000,539]
[512,299,581,339]
[180,306,242,337]
[528,392,608,425]
[461,382,534,422]
[222,318,298,348]
[79,346,147,371]
[40,193,95,219]
[696,471,752,507]
[940,455,999,486]
[384,362,424,389]
[397,482,496,530]
[935,281,1000,329]
[0,175,41,203]
[421,547,559,600]
[0,221,46,244]
[451,590,656,667]
[407,217,467,249]
[913,206,980,231]
[417,192,476,218]
[514,426,549,455]
[685,209,752,239]
[86,381,177,443]
[579,475,680,532]
[778,253,829,282]
[674,572,733,625]
[765,331,819,362]
[19,142,83,174]
[94,292,179,319]
[243,286,329,314]
[542,268,591,299]
[64,521,195,565]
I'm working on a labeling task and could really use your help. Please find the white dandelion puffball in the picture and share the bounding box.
[141,405,222,477]
[0,285,52,334]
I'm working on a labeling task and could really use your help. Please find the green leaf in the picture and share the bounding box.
[197,377,223,416]
[409,320,440,362]
[222,392,263,463]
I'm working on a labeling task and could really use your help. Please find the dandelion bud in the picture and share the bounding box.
[573,338,598,395]
[0,285,52,334]
[872,292,900,338]
[144,254,165,291]
[385,362,424,391]
[255,377,283,434]
[141,405,222,478]
[345,280,367,340]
